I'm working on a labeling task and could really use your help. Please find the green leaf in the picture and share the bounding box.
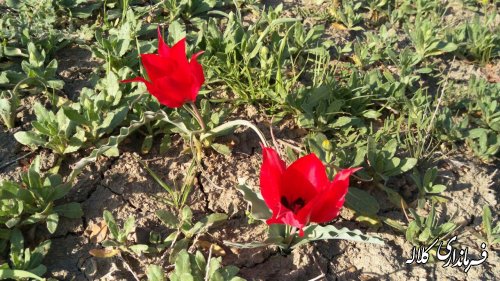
[103,147,120,157]
[169,21,187,44]
[406,221,419,244]
[188,213,227,237]
[141,135,153,154]
[46,80,64,90]
[382,186,407,208]
[381,217,406,232]
[428,184,446,193]
[398,158,417,173]
[330,116,352,128]
[54,202,83,218]
[29,240,51,269]
[67,111,160,181]
[0,269,44,280]
[129,244,148,255]
[298,224,384,247]
[181,206,193,222]
[418,227,431,242]
[48,183,72,201]
[159,134,171,154]
[3,46,26,57]
[103,210,119,240]
[63,107,90,126]
[99,106,129,134]
[123,216,136,236]
[439,42,458,53]
[435,222,456,236]
[46,213,59,234]
[382,139,398,158]
[345,187,380,216]
[207,256,222,279]
[14,131,46,147]
[174,249,191,275]
[146,265,166,281]
[362,110,381,119]
[483,205,492,239]
[211,143,231,156]
[156,209,179,228]
[169,238,189,264]
[193,251,206,278]
[236,179,272,221]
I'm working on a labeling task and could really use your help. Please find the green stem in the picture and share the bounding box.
[189,102,206,132]
[200,119,268,146]
[284,227,297,250]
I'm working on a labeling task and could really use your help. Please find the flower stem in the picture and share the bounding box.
[284,227,297,250]
[190,102,207,132]
[200,120,268,147]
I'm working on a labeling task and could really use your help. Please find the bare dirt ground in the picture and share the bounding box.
[1,104,498,280]
[0,1,498,281]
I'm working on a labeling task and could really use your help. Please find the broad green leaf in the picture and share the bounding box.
[362,110,381,119]
[436,222,456,236]
[103,210,119,240]
[169,238,189,264]
[428,184,446,193]
[193,251,206,278]
[141,135,153,154]
[156,209,179,228]
[14,131,46,147]
[345,187,380,216]
[63,107,90,126]
[236,179,272,221]
[46,213,59,234]
[330,116,352,128]
[406,221,419,244]
[129,244,148,255]
[382,139,398,158]
[398,158,417,173]
[146,265,166,281]
[211,143,231,156]
[123,216,135,236]
[0,269,44,280]
[174,249,191,274]
[382,186,407,208]
[28,240,51,269]
[169,21,187,44]
[382,217,406,232]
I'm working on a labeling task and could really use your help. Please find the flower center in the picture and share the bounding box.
[281,196,305,213]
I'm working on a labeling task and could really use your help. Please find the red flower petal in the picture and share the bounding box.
[260,147,286,213]
[140,54,174,82]
[157,27,170,57]
[280,153,327,204]
[169,38,187,64]
[266,210,303,230]
[122,36,204,109]
[308,167,361,223]
[189,52,205,99]
[153,74,197,108]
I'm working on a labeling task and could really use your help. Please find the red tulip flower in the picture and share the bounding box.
[122,28,205,108]
[260,147,361,236]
